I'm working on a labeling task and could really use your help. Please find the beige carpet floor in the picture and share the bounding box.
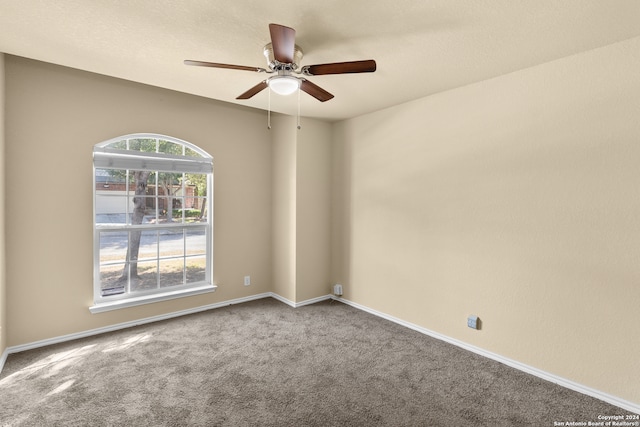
[0,298,633,426]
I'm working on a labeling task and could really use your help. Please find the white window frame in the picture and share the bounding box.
[90,133,215,314]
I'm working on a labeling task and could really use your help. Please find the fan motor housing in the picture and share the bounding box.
[263,43,304,71]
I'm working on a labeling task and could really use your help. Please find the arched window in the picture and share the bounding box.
[91,134,214,313]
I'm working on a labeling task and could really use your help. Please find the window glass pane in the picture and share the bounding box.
[157,172,181,186]
[159,140,183,156]
[104,140,127,150]
[99,230,127,296]
[95,195,129,225]
[172,200,186,223]
[157,173,181,221]
[100,264,126,296]
[190,198,208,222]
[184,147,201,158]
[130,196,156,225]
[96,168,131,224]
[186,257,206,284]
[186,173,208,197]
[131,261,158,292]
[179,205,204,224]
[159,229,184,259]
[159,259,185,288]
[99,231,128,264]
[137,230,158,260]
[174,203,186,224]
[156,198,170,218]
[95,168,128,187]
[128,170,154,225]
[186,229,206,256]
[129,138,157,153]
[134,175,150,194]
[182,187,195,209]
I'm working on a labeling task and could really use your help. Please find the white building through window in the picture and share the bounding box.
[91,134,214,313]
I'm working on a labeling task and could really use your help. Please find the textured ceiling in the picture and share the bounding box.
[1,0,639,121]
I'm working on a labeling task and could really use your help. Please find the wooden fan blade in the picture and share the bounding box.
[269,23,296,63]
[300,79,334,102]
[236,81,268,99]
[303,60,377,76]
[184,60,266,73]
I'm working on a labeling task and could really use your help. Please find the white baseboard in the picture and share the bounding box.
[270,293,332,308]
[268,293,296,307]
[0,347,8,374]
[333,296,640,415]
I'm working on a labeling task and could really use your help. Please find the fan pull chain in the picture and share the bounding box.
[267,86,272,130]
[297,87,301,130]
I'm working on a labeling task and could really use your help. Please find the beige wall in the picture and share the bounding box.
[296,118,332,301]
[0,53,6,358]
[331,36,640,405]
[4,56,274,346]
[271,114,298,301]
[271,114,332,302]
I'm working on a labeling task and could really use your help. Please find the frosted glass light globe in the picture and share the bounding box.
[268,76,300,95]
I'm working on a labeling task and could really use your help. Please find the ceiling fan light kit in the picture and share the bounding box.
[185,23,376,128]
[267,75,300,96]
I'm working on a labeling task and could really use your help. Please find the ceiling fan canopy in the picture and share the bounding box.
[184,23,376,102]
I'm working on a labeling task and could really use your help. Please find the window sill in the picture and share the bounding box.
[89,284,217,314]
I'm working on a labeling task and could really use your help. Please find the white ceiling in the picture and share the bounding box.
[1,0,639,121]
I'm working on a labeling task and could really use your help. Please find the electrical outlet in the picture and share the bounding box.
[333,284,343,296]
[467,315,479,330]
[244,276,251,286]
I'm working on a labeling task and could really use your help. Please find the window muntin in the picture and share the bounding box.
[93,134,213,308]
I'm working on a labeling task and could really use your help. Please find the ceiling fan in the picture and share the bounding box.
[184,23,376,102]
